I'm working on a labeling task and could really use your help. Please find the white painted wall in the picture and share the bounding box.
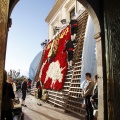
[46,0,84,40]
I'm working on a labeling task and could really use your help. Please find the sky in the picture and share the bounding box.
[5,0,55,77]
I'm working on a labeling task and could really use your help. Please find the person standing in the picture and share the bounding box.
[90,75,98,120]
[7,77,16,95]
[1,70,15,120]
[82,73,94,120]
[21,77,27,107]
[36,78,42,106]
[91,75,98,109]
[12,81,17,95]
[63,39,77,68]
[69,19,78,41]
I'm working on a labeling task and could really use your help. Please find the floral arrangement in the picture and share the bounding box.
[39,26,71,90]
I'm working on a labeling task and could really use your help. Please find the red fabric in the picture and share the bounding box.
[38,85,42,90]
[27,82,30,86]
[39,26,71,91]
[72,23,78,26]
[68,48,74,51]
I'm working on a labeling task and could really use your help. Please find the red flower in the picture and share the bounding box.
[39,26,71,91]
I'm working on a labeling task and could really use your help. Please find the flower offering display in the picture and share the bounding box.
[39,26,71,90]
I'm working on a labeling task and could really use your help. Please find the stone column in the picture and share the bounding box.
[0,0,9,117]
[94,32,104,120]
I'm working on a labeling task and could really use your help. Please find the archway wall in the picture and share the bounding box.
[0,0,19,118]
[79,0,120,119]
[104,0,120,119]
[77,0,107,120]
[77,0,102,34]
[0,0,10,117]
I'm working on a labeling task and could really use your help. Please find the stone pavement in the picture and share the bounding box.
[17,92,81,120]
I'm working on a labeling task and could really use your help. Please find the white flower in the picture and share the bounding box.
[39,60,47,77]
[44,60,64,86]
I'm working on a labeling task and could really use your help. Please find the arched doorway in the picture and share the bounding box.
[0,0,19,118]
[77,0,106,120]
[0,0,105,119]
[1,0,120,119]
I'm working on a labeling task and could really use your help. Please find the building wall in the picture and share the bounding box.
[46,0,84,40]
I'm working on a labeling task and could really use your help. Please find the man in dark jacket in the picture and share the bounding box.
[64,39,77,68]
[1,70,15,120]
[36,78,42,106]
[21,77,27,107]
[91,75,98,109]
[69,19,78,41]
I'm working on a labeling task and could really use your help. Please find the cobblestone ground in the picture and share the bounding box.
[13,92,80,120]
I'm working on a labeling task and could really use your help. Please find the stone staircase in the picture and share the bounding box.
[30,81,37,96]
[47,10,89,119]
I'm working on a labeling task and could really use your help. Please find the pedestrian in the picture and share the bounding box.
[90,75,98,119]
[12,81,17,95]
[63,39,77,68]
[1,70,15,120]
[21,77,27,107]
[91,75,98,109]
[36,77,42,106]
[7,76,16,95]
[69,18,78,41]
[82,73,94,120]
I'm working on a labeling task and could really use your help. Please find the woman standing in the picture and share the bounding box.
[1,70,15,120]
[36,77,42,106]
[21,77,27,107]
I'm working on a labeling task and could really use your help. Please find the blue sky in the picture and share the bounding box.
[5,0,55,77]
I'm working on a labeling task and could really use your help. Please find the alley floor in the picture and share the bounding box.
[15,92,81,120]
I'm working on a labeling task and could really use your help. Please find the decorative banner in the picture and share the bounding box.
[39,26,71,91]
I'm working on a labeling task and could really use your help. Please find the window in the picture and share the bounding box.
[53,26,58,35]
[70,8,75,19]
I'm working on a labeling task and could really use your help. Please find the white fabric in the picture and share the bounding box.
[29,51,43,81]
[23,100,25,105]
[81,15,97,83]
[81,80,87,90]
[13,82,16,92]
[71,35,74,41]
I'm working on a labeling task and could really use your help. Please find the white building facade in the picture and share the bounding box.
[45,0,84,40]
[45,0,97,81]
[44,0,97,118]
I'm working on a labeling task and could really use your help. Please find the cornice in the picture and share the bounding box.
[51,16,59,26]
[45,0,65,23]
[9,0,19,17]
[64,0,75,10]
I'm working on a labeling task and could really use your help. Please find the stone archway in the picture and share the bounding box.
[77,0,105,120]
[0,0,19,118]
[0,0,10,117]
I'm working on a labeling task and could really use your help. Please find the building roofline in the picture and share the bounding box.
[45,0,65,23]
[9,0,20,17]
